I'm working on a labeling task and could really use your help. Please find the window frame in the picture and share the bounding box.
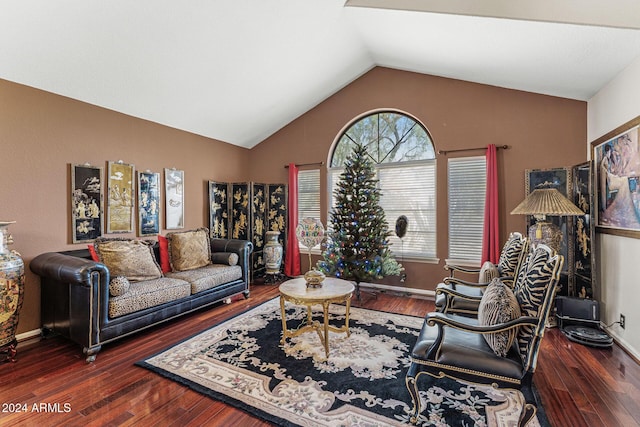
[327,110,438,262]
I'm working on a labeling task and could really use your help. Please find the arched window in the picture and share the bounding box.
[328,111,437,260]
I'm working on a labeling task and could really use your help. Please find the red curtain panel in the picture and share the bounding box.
[284,163,301,276]
[482,144,500,264]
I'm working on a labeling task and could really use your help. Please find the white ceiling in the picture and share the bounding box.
[2,1,640,149]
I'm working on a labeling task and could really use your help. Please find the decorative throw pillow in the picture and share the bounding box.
[109,276,130,297]
[94,238,163,282]
[87,245,99,262]
[157,235,172,273]
[497,233,526,277]
[211,252,238,266]
[166,228,211,272]
[478,278,521,357]
[479,261,499,283]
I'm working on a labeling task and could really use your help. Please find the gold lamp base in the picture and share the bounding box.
[304,269,325,288]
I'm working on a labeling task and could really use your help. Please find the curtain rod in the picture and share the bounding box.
[438,145,509,156]
[284,161,325,168]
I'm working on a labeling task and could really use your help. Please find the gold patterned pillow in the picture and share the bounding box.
[94,239,162,282]
[166,228,211,272]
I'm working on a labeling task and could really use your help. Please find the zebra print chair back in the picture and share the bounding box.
[512,244,564,371]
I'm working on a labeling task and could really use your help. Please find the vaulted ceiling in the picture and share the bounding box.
[3,1,640,148]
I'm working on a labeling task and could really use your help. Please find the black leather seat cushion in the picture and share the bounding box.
[411,314,524,381]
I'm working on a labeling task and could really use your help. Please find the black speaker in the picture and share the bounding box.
[555,295,599,322]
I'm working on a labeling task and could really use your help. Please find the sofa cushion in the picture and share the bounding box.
[478,278,521,357]
[108,277,191,318]
[211,252,238,266]
[166,264,242,294]
[109,276,130,297]
[167,228,211,272]
[94,238,162,282]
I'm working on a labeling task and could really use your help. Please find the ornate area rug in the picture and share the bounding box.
[137,298,548,426]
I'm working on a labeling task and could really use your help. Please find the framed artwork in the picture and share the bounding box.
[209,181,230,239]
[70,164,103,243]
[107,161,135,233]
[525,167,572,285]
[591,115,640,238]
[138,171,161,236]
[572,161,596,299]
[165,168,184,229]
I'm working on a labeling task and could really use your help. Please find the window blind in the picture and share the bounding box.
[328,160,436,259]
[298,169,321,221]
[447,156,487,263]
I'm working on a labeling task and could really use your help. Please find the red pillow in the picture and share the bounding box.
[87,245,99,262]
[158,235,172,273]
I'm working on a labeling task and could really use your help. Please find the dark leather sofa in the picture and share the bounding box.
[30,238,252,362]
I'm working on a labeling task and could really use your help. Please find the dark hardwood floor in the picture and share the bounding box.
[1,284,639,426]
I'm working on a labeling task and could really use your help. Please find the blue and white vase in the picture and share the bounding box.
[263,230,283,275]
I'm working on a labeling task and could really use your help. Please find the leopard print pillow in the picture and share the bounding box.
[109,276,130,297]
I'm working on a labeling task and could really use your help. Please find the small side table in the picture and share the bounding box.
[279,277,355,358]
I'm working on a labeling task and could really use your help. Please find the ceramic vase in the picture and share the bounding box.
[263,230,283,274]
[0,221,25,363]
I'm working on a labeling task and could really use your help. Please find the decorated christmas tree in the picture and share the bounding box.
[318,143,403,298]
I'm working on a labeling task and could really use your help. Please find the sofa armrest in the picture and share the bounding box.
[30,252,110,360]
[30,252,109,287]
[210,238,253,284]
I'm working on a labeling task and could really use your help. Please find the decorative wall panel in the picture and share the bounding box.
[231,183,250,241]
[268,183,288,268]
[208,181,230,239]
[251,183,267,280]
[572,161,597,300]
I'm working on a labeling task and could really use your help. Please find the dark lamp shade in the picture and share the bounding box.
[510,188,585,216]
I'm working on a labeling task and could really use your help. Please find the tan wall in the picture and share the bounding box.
[1,79,249,334]
[248,67,587,291]
[2,66,587,335]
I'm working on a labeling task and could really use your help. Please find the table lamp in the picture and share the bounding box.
[511,187,584,252]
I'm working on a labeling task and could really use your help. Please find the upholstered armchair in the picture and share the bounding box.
[435,232,529,315]
[407,244,563,426]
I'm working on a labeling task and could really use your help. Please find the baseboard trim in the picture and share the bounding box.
[358,282,435,299]
[15,329,42,348]
[603,326,640,365]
